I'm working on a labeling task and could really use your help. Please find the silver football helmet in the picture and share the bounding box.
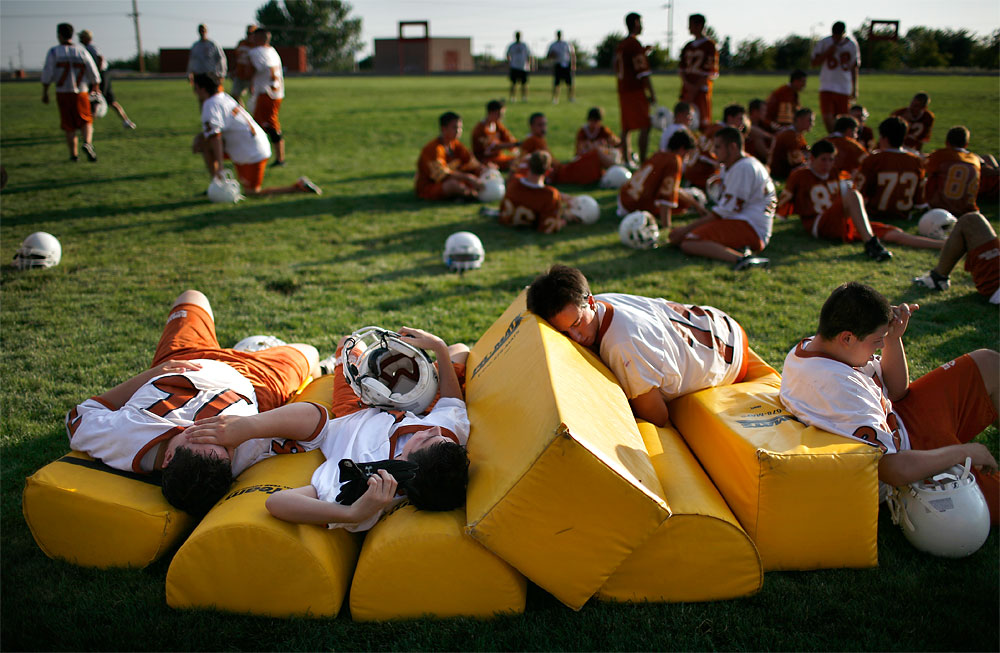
[918,209,957,241]
[207,171,244,204]
[13,232,62,269]
[443,231,484,272]
[619,211,660,249]
[232,335,287,352]
[341,326,439,414]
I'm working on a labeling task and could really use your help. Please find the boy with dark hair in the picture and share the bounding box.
[618,128,701,227]
[683,103,746,189]
[746,98,774,163]
[41,22,101,162]
[526,264,750,427]
[850,104,874,151]
[499,151,567,234]
[517,112,606,184]
[765,69,806,131]
[576,107,621,164]
[472,99,519,171]
[891,92,934,152]
[923,126,982,216]
[780,282,999,523]
[855,116,926,221]
[913,212,1000,305]
[823,114,867,177]
[767,107,814,180]
[415,111,486,200]
[679,13,719,131]
[616,12,656,165]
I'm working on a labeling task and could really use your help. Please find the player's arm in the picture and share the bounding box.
[630,389,670,427]
[879,304,916,402]
[809,38,834,67]
[203,132,225,178]
[266,472,398,526]
[879,444,998,487]
[398,327,462,400]
[94,360,205,410]
[184,401,327,449]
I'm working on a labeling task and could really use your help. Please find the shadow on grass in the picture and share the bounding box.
[2,171,190,197]
[336,171,414,184]
[0,135,64,148]
[6,198,209,228]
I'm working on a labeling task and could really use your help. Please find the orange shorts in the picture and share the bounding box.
[804,198,899,242]
[253,95,282,132]
[965,238,1000,297]
[234,160,268,191]
[416,181,446,201]
[151,303,310,413]
[819,91,850,118]
[56,92,92,131]
[482,152,516,171]
[686,217,765,252]
[551,150,603,185]
[680,80,713,129]
[894,354,999,523]
[618,89,650,132]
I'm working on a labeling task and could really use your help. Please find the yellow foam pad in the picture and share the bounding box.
[598,421,762,602]
[23,451,195,568]
[465,292,669,610]
[668,351,881,571]
[350,503,527,621]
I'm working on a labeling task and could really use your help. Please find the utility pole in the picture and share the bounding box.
[662,1,674,59]
[130,0,145,73]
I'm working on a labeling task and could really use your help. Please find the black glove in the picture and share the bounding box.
[335,458,419,505]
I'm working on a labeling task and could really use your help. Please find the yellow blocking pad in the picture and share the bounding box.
[350,503,527,621]
[465,292,669,610]
[23,451,195,568]
[668,351,881,571]
[598,421,762,602]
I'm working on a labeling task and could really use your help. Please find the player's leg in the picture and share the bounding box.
[638,127,650,164]
[937,212,996,277]
[441,177,477,198]
[620,128,632,165]
[552,72,559,104]
[679,237,742,263]
[286,343,320,379]
[969,349,999,417]
[171,289,214,319]
[447,343,470,366]
[64,129,78,160]
[521,74,529,101]
[881,230,945,249]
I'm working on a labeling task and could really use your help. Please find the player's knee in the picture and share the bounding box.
[969,349,999,378]
[263,126,283,143]
[173,289,210,310]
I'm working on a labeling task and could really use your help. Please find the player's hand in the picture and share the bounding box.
[154,360,203,375]
[885,303,918,340]
[965,443,998,475]
[183,414,252,448]
[398,327,445,353]
[349,470,398,522]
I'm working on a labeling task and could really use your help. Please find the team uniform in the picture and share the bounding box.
[41,43,100,131]
[615,35,651,132]
[249,45,284,135]
[823,133,868,177]
[923,147,981,216]
[499,176,564,234]
[678,37,719,129]
[472,119,517,170]
[855,149,926,221]
[547,39,574,86]
[856,125,875,152]
[592,293,748,403]
[764,84,799,130]
[767,126,808,180]
[780,340,999,520]
[414,137,482,200]
[891,107,934,152]
[200,91,272,190]
[576,124,618,157]
[778,167,898,242]
[617,151,682,216]
[812,35,859,118]
[690,155,775,252]
[506,41,531,84]
[684,122,725,189]
[515,134,603,185]
[231,35,256,99]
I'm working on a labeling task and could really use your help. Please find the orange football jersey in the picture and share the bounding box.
[499,177,564,234]
[824,135,868,177]
[765,84,799,128]
[679,38,718,86]
[891,107,934,151]
[472,119,516,164]
[924,147,981,216]
[857,125,875,152]
[768,127,808,179]
[684,123,725,189]
[778,167,851,219]
[619,151,682,214]
[855,149,925,220]
[615,36,650,94]
[575,124,617,155]
[415,137,479,196]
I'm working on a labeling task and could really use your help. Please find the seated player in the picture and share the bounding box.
[780,282,999,523]
[778,140,943,262]
[891,92,934,152]
[416,111,487,200]
[575,107,621,166]
[822,115,868,177]
[191,74,320,196]
[923,126,982,217]
[745,99,774,163]
[767,107,814,180]
[855,116,926,221]
[516,112,605,185]
[684,103,746,190]
[66,289,321,517]
[658,101,694,152]
[913,212,999,305]
[850,104,874,151]
[526,264,750,427]
[764,69,806,131]
[472,99,519,171]
[499,151,566,234]
[669,126,775,270]
[618,129,702,228]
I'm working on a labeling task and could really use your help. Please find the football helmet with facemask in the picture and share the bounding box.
[90,92,108,119]
[650,105,673,131]
[918,208,957,241]
[619,211,660,249]
[599,165,632,189]
[232,335,287,352]
[341,327,439,414]
[565,194,600,224]
[207,170,244,203]
[443,231,484,272]
[478,177,505,203]
[13,232,62,269]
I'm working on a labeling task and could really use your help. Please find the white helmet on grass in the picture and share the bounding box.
[341,326,439,414]
[918,209,957,241]
[443,231,484,272]
[232,335,287,352]
[650,105,673,131]
[207,170,244,204]
[480,168,504,184]
[599,165,632,189]
[565,195,600,224]
[619,211,660,249]
[13,232,62,269]
[478,177,505,203]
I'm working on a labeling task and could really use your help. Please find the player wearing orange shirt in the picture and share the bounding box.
[891,93,934,152]
[851,104,874,151]
[472,99,519,171]
[415,111,486,201]
[515,113,605,186]
[678,14,718,131]
[923,126,981,216]
[684,104,746,190]
[499,152,566,234]
[823,115,868,177]
[767,108,814,180]
[575,107,621,162]
[778,140,941,261]
[855,116,927,221]
[615,13,656,165]
[618,129,698,229]
[764,70,806,131]
[230,24,256,105]
[746,99,774,163]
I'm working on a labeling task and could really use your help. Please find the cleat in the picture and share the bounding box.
[912,271,950,291]
[123,119,136,129]
[296,176,322,195]
[271,159,286,167]
[82,143,97,162]
[733,254,769,271]
[864,236,892,262]
[69,155,79,162]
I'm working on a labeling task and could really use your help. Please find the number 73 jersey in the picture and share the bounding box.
[854,148,926,220]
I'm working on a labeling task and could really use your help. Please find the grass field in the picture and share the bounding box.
[1,72,998,651]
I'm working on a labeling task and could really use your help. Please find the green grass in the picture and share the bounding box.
[2,73,998,651]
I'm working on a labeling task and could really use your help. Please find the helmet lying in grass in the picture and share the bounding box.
[443,231,484,272]
[918,208,957,241]
[13,232,62,269]
[565,195,600,224]
[599,165,632,189]
[232,335,287,352]
[478,177,505,203]
[619,211,659,249]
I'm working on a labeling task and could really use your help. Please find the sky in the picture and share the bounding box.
[2,0,998,71]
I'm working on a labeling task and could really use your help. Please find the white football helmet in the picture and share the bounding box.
[13,232,61,269]
[565,195,600,225]
[619,211,660,249]
[480,168,504,184]
[207,171,244,204]
[689,106,701,130]
[888,457,990,558]
[478,178,505,203]
[232,335,287,352]
[443,231,484,272]
[599,165,632,189]
[686,187,707,207]
[918,208,957,241]
[90,92,108,119]
[341,326,439,414]
[706,175,723,204]
[650,105,673,131]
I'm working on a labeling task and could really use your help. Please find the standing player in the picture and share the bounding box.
[767,107,814,180]
[810,21,860,133]
[41,23,101,162]
[191,74,320,197]
[546,30,576,104]
[506,32,531,102]
[230,25,257,105]
[913,212,999,305]
[855,116,926,221]
[669,127,775,270]
[249,30,285,167]
[526,264,751,427]
[923,126,981,217]
[684,104,746,190]
[415,111,486,201]
[499,152,566,234]
[472,99,519,171]
[187,24,227,84]
[823,115,868,177]
[618,129,700,229]
[678,14,719,131]
[78,29,135,129]
[615,13,656,166]
[851,104,874,151]
[891,93,934,152]
[764,70,806,131]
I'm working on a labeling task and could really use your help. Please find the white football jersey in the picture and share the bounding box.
[249,45,284,100]
[200,91,271,165]
[812,35,860,95]
[547,40,574,67]
[594,293,746,401]
[715,155,776,245]
[41,44,100,94]
[507,42,531,70]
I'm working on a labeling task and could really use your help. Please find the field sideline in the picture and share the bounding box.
[1,73,997,651]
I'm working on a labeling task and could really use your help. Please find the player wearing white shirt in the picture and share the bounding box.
[527,266,750,427]
[546,30,576,103]
[506,32,532,102]
[41,23,101,162]
[810,21,860,132]
[78,29,136,130]
[668,126,775,270]
[779,282,999,522]
[248,30,286,166]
